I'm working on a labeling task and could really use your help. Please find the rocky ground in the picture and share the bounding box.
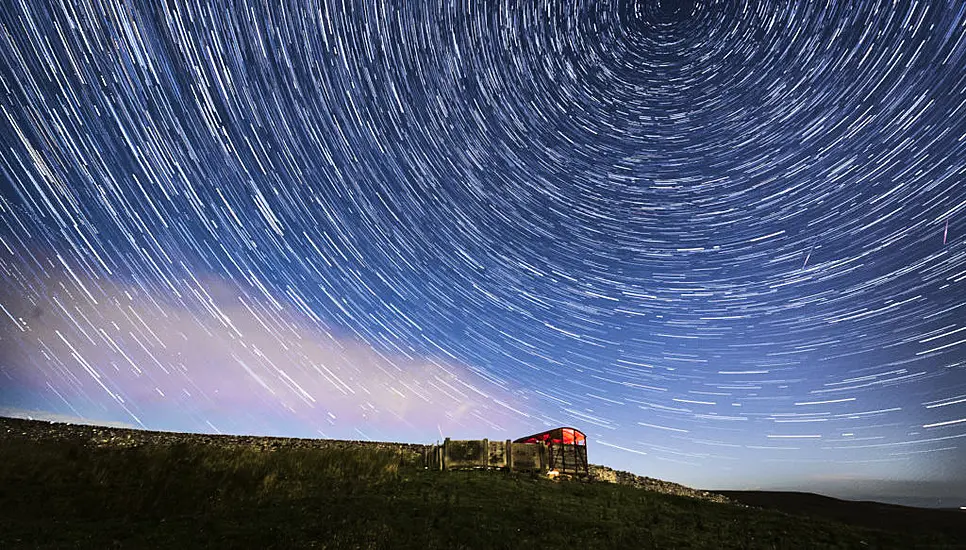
[589,464,732,504]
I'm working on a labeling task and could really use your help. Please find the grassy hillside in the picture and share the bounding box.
[719,491,966,542]
[1,418,962,549]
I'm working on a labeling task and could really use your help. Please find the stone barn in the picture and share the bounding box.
[514,427,588,476]
[426,426,589,477]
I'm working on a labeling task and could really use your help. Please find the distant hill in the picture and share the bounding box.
[718,490,966,542]
[2,416,963,549]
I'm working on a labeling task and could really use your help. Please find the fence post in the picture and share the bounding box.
[443,438,450,471]
[506,440,513,471]
[482,438,488,468]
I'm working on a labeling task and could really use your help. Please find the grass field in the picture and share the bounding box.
[1,419,963,549]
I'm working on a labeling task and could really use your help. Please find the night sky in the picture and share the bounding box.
[1,1,965,505]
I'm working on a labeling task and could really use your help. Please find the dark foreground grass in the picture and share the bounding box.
[1,436,961,549]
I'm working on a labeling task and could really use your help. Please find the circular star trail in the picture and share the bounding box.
[1,1,965,498]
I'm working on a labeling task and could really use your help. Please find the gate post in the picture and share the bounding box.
[506,440,513,471]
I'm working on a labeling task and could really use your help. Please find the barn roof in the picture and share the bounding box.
[513,426,586,445]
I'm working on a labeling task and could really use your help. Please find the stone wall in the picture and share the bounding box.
[0,416,432,465]
[589,465,732,504]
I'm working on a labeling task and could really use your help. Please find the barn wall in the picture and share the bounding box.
[509,442,545,471]
[488,440,509,468]
[550,444,588,474]
[443,439,484,469]
[422,438,586,475]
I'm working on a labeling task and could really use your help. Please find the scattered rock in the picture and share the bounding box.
[588,465,732,504]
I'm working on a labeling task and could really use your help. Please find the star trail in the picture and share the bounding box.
[1,0,965,503]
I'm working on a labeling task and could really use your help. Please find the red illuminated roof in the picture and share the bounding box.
[514,427,586,445]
